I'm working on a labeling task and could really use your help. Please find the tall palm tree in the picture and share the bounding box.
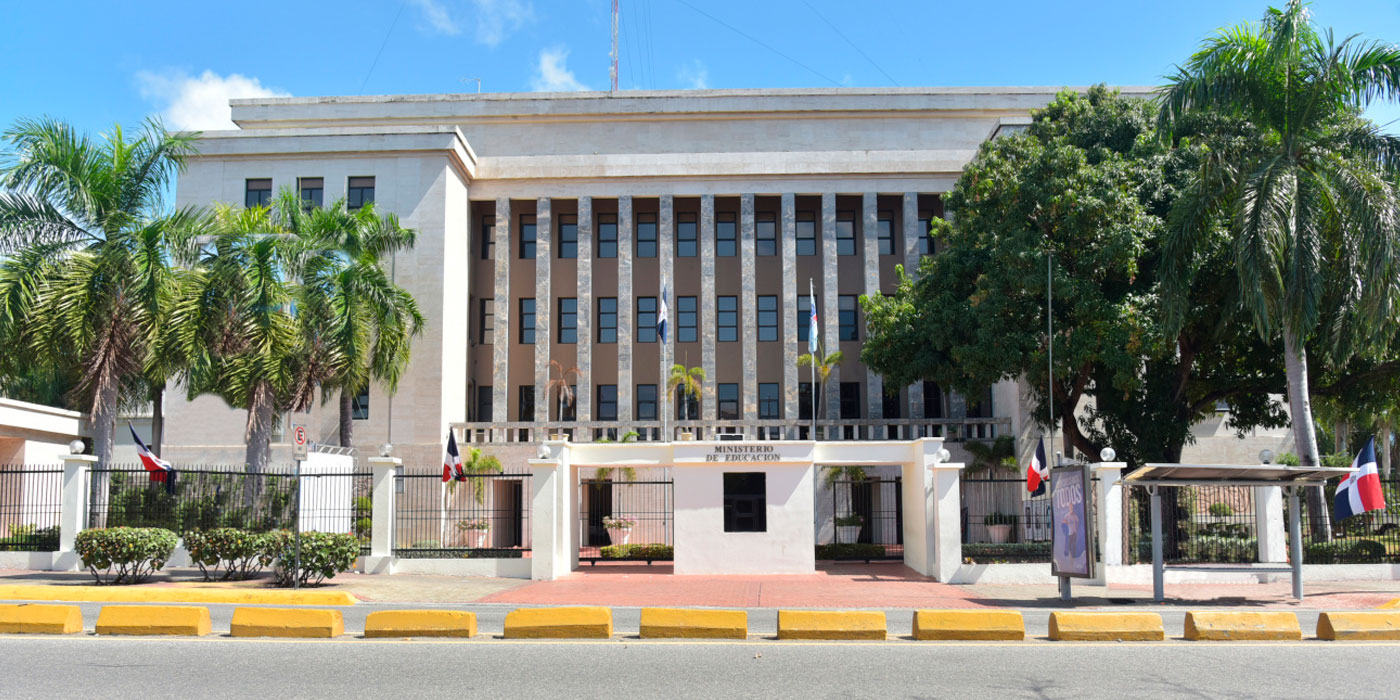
[798,345,845,419]
[1158,0,1400,538]
[666,363,705,422]
[0,117,197,466]
[545,360,580,425]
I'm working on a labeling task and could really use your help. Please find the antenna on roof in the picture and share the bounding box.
[610,0,619,92]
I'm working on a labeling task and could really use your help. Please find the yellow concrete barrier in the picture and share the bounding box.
[912,610,1024,641]
[364,610,477,638]
[0,584,355,606]
[639,608,747,639]
[1379,599,1400,610]
[230,607,344,638]
[1317,612,1400,641]
[777,610,886,640]
[503,607,613,639]
[95,605,211,636]
[1184,611,1301,641]
[1048,612,1164,641]
[0,603,83,634]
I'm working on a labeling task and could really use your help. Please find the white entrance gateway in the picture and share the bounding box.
[528,437,964,580]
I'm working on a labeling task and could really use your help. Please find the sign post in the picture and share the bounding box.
[1050,457,1095,601]
[291,423,308,590]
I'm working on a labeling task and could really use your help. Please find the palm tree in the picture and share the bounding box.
[666,363,705,423]
[452,445,503,505]
[963,435,1018,475]
[0,117,197,466]
[545,360,580,426]
[798,346,845,420]
[1158,0,1400,539]
[595,430,639,481]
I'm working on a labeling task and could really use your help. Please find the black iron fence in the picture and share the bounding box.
[578,470,673,561]
[393,471,533,558]
[0,466,63,551]
[828,478,902,559]
[960,476,1054,562]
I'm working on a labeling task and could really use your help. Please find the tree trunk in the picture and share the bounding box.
[244,382,276,474]
[1283,331,1331,541]
[87,377,120,528]
[149,384,165,456]
[1381,421,1393,479]
[339,388,354,448]
[1335,420,1347,455]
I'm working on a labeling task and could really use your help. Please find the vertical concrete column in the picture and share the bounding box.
[529,441,572,580]
[1255,486,1287,563]
[659,196,674,437]
[366,456,401,573]
[780,194,799,434]
[617,196,634,421]
[1093,462,1125,572]
[56,453,96,571]
[492,198,512,432]
[740,194,758,432]
[929,458,965,582]
[534,198,552,423]
[576,197,593,424]
[902,193,924,421]
[901,440,961,581]
[820,193,840,425]
[700,195,717,421]
[862,193,883,422]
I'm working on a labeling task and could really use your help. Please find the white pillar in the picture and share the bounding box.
[901,438,961,581]
[929,459,965,582]
[529,440,572,580]
[1092,462,1125,575]
[365,456,400,573]
[55,453,97,571]
[1255,485,1287,563]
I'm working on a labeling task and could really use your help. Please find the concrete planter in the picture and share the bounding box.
[836,526,862,544]
[464,529,489,548]
[987,524,1012,544]
[607,528,632,545]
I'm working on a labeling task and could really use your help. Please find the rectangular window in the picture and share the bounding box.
[636,213,657,258]
[475,386,493,422]
[347,176,375,210]
[717,383,739,420]
[298,177,323,209]
[598,213,617,259]
[836,211,856,256]
[518,386,535,422]
[520,214,537,259]
[878,210,894,255]
[597,297,617,343]
[478,298,494,345]
[519,298,536,344]
[716,212,737,257]
[637,296,658,343]
[717,296,738,342]
[918,211,933,255]
[799,382,814,420]
[882,384,902,419]
[678,296,698,343]
[637,384,658,421]
[558,215,578,259]
[596,385,618,421]
[839,382,861,419]
[797,295,816,345]
[723,473,766,533]
[245,178,272,208]
[558,298,577,344]
[756,212,777,256]
[796,211,816,256]
[923,381,944,419]
[480,215,494,260]
[966,386,994,419]
[758,383,780,420]
[677,213,698,257]
[757,295,778,342]
[838,295,859,341]
[352,386,369,420]
[675,387,699,420]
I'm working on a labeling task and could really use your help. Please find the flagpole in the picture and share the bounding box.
[809,278,817,441]
[1047,250,1056,464]
[662,285,670,443]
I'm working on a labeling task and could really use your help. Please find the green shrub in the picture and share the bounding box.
[815,542,888,560]
[353,517,373,540]
[983,512,1018,526]
[460,549,525,559]
[75,527,178,584]
[1276,452,1301,466]
[183,528,270,581]
[0,525,59,552]
[1207,502,1234,517]
[834,515,864,527]
[263,530,360,587]
[962,542,1052,563]
[1183,535,1257,563]
[409,539,441,549]
[600,543,674,560]
[1200,521,1249,539]
[1305,538,1386,564]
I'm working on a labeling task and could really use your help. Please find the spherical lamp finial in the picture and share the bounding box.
[67,439,85,455]
[937,448,951,463]
[378,443,393,458]
[1099,447,1116,463]
[1259,449,1274,465]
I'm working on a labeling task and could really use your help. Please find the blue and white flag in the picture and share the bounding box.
[807,285,819,354]
[658,286,669,344]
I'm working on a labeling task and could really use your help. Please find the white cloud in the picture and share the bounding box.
[531,47,588,92]
[472,0,534,47]
[411,0,460,35]
[677,60,709,90]
[136,70,290,131]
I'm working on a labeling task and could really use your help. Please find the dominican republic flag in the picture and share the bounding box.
[128,421,175,493]
[658,286,669,344]
[1026,439,1049,497]
[808,284,819,354]
[442,429,463,483]
[1334,436,1386,521]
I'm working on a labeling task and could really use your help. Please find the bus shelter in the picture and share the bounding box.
[1125,462,1352,601]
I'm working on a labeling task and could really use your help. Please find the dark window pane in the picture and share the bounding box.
[520,215,537,259]
[347,176,375,210]
[756,213,777,257]
[637,297,657,343]
[479,298,494,345]
[717,296,738,342]
[838,295,859,341]
[797,295,816,345]
[475,386,493,421]
[678,296,698,343]
[598,297,617,343]
[757,295,778,342]
[716,213,736,257]
[637,213,657,258]
[558,215,578,259]
[519,298,536,344]
[723,473,766,532]
[878,211,894,255]
[796,212,816,256]
[836,211,856,256]
[298,177,323,209]
[352,386,369,420]
[675,387,700,420]
[923,381,943,418]
[717,383,739,420]
[758,383,780,419]
[840,382,861,419]
[799,382,814,420]
[919,212,933,255]
[677,214,697,257]
[597,385,618,421]
[637,384,658,421]
[558,298,577,343]
[598,213,617,259]
[480,216,495,260]
[245,178,272,208]
[519,386,535,422]
[882,384,902,419]
[966,386,994,418]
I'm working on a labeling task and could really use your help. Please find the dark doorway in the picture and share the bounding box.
[497,480,524,547]
[850,480,874,543]
[585,481,614,546]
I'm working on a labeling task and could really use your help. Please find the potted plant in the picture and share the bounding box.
[602,515,637,545]
[456,518,490,548]
[835,514,864,544]
[984,512,1017,544]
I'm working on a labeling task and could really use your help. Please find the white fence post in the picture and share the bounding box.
[1255,486,1287,563]
[1092,462,1125,580]
[54,453,97,571]
[366,457,400,574]
[529,440,571,581]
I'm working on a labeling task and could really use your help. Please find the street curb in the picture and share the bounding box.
[777,610,886,640]
[1048,612,1164,641]
[913,610,1024,641]
[1184,611,1301,641]
[504,606,613,638]
[364,610,477,638]
[0,584,356,606]
[95,605,212,636]
[230,607,344,638]
[639,607,747,639]
[1317,612,1400,640]
[0,603,83,634]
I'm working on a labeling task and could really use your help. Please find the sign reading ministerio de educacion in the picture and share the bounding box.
[672,442,814,464]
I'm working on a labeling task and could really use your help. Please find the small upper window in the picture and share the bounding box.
[677,214,698,257]
[716,213,737,257]
[839,295,859,341]
[352,386,369,420]
[756,212,777,256]
[717,296,738,342]
[558,215,578,259]
[836,211,856,256]
[520,215,537,259]
[347,177,375,210]
[717,383,739,420]
[796,212,816,256]
[598,213,618,259]
[480,216,495,260]
[298,178,323,209]
[877,211,894,255]
[757,295,778,342]
[677,296,698,343]
[478,298,494,345]
[758,383,780,420]
[245,179,272,208]
[637,213,657,258]
[598,297,617,344]
[558,298,578,343]
[918,211,933,255]
[637,297,658,343]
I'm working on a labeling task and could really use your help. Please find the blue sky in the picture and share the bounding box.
[2,0,1399,134]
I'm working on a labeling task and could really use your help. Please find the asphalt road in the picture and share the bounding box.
[2,635,1398,699]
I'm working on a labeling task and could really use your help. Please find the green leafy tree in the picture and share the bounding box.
[450,445,502,505]
[797,346,844,420]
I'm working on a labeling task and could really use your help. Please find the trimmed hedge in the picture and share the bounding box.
[962,542,1051,563]
[75,527,178,584]
[1182,535,1256,563]
[599,543,674,560]
[0,525,59,552]
[1306,538,1387,564]
[183,528,270,581]
[815,543,889,560]
[264,530,361,587]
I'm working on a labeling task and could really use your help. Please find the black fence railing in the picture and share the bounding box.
[393,472,533,558]
[578,472,673,561]
[828,478,903,559]
[0,466,63,551]
[960,476,1053,562]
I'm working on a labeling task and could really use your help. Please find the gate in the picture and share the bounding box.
[579,468,673,563]
[829,478,903,560]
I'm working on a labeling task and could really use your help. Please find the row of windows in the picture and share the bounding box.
[477,294,862,345]
[479,211,936,260]
[245,177,375,210]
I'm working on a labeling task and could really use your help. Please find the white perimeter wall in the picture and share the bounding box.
[673,463,815,575]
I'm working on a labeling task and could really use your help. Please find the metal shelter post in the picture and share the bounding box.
[1287,486,1303,600]
[1150,485,1164,602]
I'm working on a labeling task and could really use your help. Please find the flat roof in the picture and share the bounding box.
[1125,463,1353,485]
